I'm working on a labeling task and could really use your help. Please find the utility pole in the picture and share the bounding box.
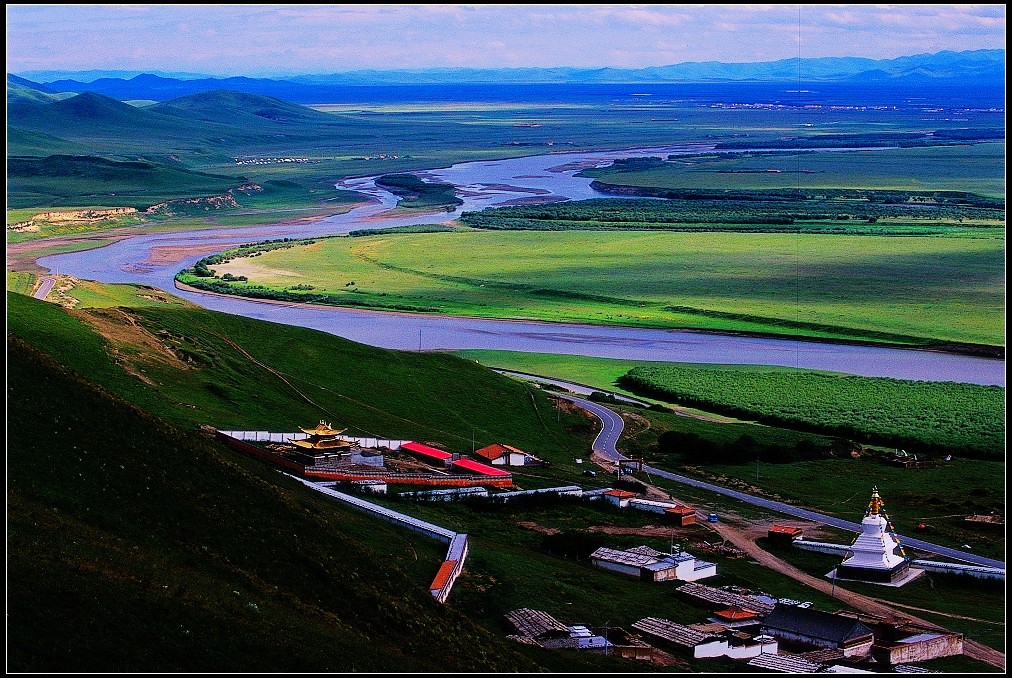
[418,328,422,352]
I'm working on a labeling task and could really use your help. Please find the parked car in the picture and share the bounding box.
[582,470,597,477]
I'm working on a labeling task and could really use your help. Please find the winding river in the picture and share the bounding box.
[37,145,1004,386]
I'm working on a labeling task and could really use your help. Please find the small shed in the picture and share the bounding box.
[768,525,805,544]
[665,506,697,526]
[602,489,638,507]
[712,605,761,626]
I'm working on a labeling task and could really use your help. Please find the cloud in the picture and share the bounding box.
[5,4,1006,76]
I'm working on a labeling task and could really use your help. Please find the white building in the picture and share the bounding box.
[590,545,717,582]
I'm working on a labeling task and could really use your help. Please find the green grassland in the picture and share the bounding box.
[580,143,1006,198]
[10,90,1004,210]
[193,229,1005,347]
[63,279,195,309]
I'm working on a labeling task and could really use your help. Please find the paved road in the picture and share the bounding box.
[556,392,1005,570]
[33,276,55,300]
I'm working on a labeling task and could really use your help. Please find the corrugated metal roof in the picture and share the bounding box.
[401,441,453,460]
[763,604,874,644]
[627,545,667,558]
[429,560,458,591]
[893,665,940,673]
[451,458,511,476]
[631,617,718,648]
[590,547,660,568]
[505,608,570,639]
[748,653,824,673]
[676,583,776,616]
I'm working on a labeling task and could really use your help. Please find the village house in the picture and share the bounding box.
[632,617,777,660]
[760,604,875,657]
[474,443,544,466]
[590,545,717,582]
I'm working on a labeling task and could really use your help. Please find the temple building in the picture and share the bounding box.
[288,420,355,465]
[832,488,913,585]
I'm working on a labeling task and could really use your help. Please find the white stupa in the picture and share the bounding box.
[834,487,911,584]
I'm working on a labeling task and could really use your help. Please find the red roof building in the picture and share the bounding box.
[401,441,453,465]
[451,458,512,477]
[474,443,542,466]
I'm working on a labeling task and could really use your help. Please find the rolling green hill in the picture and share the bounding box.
[8,92,221,141]
[7,155,242,209]
[152,89,340,125]
[6,128,90,157]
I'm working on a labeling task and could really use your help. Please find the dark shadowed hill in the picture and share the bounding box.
[7,326,543,672]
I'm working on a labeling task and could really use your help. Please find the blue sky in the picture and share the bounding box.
[6,4,1006,76]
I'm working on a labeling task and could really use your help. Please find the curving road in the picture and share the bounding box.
[555,392,1005,570]
[32,276,55,300]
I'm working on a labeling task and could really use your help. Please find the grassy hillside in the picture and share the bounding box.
[7,336,545,672]
[6,292,585,458]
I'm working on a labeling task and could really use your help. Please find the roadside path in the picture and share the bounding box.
[554,392,1005,570]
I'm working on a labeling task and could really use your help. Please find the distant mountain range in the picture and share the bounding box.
[12,50,1004,103]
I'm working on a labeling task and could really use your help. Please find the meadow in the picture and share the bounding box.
[193,228,1005,347]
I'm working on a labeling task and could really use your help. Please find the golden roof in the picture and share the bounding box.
[291,438,352,450]
[299,420,348,436]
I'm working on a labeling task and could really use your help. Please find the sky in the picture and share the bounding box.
[6,4,1007,77]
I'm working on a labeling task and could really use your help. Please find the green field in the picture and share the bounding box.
[581,143,1006,198]
[623,363,1004,458]
[195,229,1005,347]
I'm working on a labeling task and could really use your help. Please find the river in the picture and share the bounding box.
[37,145,1004,387]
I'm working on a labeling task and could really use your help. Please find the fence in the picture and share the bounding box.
[286,474,471,603]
